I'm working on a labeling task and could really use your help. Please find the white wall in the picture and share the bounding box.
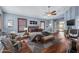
[3,13,47,33]
[64,6,79,29]
[4,6,79,33]
[0,8,3,31]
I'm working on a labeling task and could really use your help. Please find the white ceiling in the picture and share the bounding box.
[1,6,70,19]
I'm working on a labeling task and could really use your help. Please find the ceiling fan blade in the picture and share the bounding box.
[51,11,56,13]
[51,13,56,15]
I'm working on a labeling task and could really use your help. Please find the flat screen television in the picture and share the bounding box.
[67,19,75,26]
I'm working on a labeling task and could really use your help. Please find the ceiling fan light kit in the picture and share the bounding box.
[48,13,52,16]
[46,6,57,16]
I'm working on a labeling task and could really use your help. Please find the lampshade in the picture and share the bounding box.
[24,27,28,31]
[10,31,16,34]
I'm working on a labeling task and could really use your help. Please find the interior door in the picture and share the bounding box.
[58,21,65,32]
[40,21,45,30]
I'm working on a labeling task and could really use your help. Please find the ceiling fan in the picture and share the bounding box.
[45,6,57,16]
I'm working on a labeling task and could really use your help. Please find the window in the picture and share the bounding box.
[40,21,45,29]
[18,18,27,32]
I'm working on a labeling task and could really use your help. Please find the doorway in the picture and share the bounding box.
[53,20,65,32]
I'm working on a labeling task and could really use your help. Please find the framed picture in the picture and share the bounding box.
[18,18,27,32]
[30,21,37,24]
[8,20,13,27]
[30,21,32,24]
